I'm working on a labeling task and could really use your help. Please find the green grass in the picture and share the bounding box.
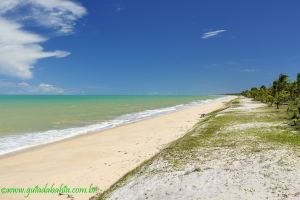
[260,130,300,146]
[231,99,241,104]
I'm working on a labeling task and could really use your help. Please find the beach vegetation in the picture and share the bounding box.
[241,72,300,127]
[96,98,300,200]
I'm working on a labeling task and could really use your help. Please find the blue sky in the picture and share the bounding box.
[0,0,299,95]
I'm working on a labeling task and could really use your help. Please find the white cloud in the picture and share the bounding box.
[0,0,86,79]
[18,82,30,87]
[0,17,70,79]
[0,80,64,94]
[202,29,226,39]
[0,0,87,34]
[38,83,64,94]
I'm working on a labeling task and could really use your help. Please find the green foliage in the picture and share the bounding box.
[287,97,300,126]
[241,72,300,126]
[266,95,275,106]
[274,91,289,109]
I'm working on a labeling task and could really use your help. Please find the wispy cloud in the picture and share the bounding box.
[241,68,257,73]
[113,2,126,13]
[0,80,64,94]
[0,0,86,79]
[202,29,226,39]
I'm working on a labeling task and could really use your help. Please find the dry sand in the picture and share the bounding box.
[0,96,236,200]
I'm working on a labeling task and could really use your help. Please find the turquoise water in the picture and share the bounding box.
[0,95,219,154]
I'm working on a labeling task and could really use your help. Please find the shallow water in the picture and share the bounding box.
[0,95,220,155]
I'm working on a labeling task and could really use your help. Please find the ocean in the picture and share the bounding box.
[0,95,220,155]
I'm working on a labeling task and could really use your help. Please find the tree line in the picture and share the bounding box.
[241,73,300,126]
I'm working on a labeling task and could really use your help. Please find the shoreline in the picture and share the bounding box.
[0,96,223,157]
[0,96,236,200]
[0,97,215,159]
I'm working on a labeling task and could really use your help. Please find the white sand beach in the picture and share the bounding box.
[0,96,236,200]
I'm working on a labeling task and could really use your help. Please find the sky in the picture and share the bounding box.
[0,0,299,95]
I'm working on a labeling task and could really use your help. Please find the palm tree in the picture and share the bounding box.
[277,74,289,93]
[271,80,278,97]
[288,82,297,100]
[296,73,300,97]
[241,72,300,126]
[273,74,289,109]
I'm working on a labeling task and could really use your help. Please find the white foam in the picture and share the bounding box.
[0,96,228,155]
